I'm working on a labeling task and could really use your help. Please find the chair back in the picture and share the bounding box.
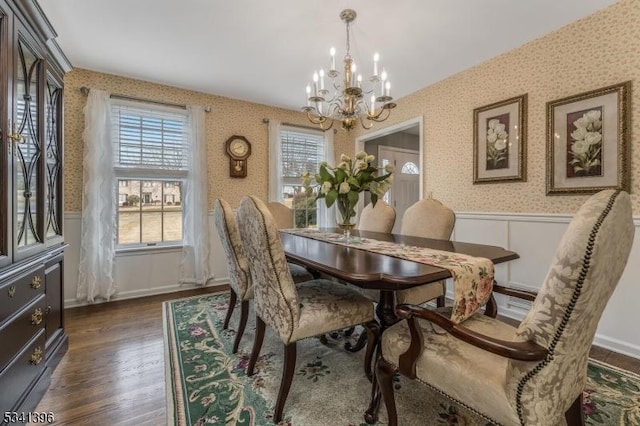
[358,200,396,233]
[400,198,455,239]
[266,201,294,229]
[236,196,300,342]
[213,199,251,299]
[505,190,634,425]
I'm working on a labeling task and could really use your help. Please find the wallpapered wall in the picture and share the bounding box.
[342,0,639,214]
[63,69,348,212]
[64,0,638,215]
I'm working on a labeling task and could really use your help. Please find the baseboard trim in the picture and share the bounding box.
[64,277,230,308]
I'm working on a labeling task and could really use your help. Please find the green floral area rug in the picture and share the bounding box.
[163,292,640,426]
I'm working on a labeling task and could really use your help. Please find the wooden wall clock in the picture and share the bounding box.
[225,135,251,178]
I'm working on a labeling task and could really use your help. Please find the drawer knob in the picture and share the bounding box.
[31,308,43,325]
[31,275,42,289]
[8,286,16,298]
[45,305,52,315]
[30,347,43,365]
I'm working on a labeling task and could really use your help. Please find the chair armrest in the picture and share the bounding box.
[395,304,548,378]
[492,283,537,302]
[484,282,538,318]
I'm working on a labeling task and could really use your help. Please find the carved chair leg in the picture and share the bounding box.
[247,315,265,376]
[377,358,399,426]
[565,393,585,426]
[232,300,249,354]
[274,342,297,423]
[223,288,237,330]
[362,321,381,382]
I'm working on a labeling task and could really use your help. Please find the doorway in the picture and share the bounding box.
[356,117,423,234]
[378,146,420,233]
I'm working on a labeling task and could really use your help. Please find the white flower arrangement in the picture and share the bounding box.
[302,151,394,227]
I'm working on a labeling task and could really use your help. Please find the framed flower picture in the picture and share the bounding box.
[546,82,631,195]
[473,94,527,184]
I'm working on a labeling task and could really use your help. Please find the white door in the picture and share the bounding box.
[378,146,420,234]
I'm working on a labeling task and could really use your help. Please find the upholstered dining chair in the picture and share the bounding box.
[213,198,253,354]
[266,201,295,229]
[375,190,634,426]
[236,195,380,423]
[358,200,396,233]
[214,199,313,353]
[397,198,456,307]
[266,201,315,283]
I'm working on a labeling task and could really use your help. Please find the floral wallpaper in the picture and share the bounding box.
[64,0,637,215]
[344,0,639,214]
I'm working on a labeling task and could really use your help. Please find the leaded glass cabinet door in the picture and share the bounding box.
[0,1,9,268]
[45,70,63,243]
[13,25,45,260]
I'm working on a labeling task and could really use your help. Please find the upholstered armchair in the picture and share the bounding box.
[266,201,315,283]
[375,190,634,426]
[358,200,396,233]
[213,198,253,354]
[237,196,380,423]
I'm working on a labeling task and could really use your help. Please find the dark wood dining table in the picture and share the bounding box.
[281,229,519,327]
[280,228,519,423]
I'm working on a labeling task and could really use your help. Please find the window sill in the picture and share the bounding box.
[116,244,183,256]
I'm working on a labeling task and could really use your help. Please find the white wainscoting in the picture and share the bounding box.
[453,212,640,360]
[63,210,640,359]
[63,212,231,309]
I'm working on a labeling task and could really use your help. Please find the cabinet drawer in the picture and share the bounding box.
[0,295,46,372]
[0,266,45,326]
[0,330,46,413]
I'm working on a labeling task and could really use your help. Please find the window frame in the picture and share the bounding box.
[111,99,190,249]
[269,123,333,228]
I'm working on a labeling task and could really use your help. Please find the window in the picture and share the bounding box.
[401,161,419,175]
[276,126,327,228]
[112,100,189,247]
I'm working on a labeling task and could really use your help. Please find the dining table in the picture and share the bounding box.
[279,228,520,423]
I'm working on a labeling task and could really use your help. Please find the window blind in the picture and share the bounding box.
[280,128,325,184]
[112,100,189,178]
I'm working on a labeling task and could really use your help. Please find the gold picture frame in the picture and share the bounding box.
[473,94,527,184]
[546,82,631,195]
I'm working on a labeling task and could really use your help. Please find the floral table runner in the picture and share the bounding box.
[282,229,495,323]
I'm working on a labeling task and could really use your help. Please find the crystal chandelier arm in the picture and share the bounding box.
[358,114,375,130]
[366,104,395,122]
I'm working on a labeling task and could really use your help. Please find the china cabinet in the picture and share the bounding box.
[0,0,70,418]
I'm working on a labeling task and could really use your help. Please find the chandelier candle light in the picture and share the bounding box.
[302,9,396,131]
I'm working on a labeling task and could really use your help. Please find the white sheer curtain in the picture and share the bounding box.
[180,105,213,285]
[77,89,117,303]
[268,119,282,202]
[316,128,335,227]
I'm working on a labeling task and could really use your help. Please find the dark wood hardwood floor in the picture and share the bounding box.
[31,287,640,425]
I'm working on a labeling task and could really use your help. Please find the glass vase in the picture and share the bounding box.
[335,196,358,242]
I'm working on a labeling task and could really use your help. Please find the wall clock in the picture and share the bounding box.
[225,135,251,178]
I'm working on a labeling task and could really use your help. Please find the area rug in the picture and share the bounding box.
[163,292,640,426]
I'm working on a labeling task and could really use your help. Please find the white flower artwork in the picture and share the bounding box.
[568,109,603,177]
[485,117,509,170]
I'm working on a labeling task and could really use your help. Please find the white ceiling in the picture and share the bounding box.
[38,0,619,111]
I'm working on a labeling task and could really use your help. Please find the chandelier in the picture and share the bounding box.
[302,9,396,131]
